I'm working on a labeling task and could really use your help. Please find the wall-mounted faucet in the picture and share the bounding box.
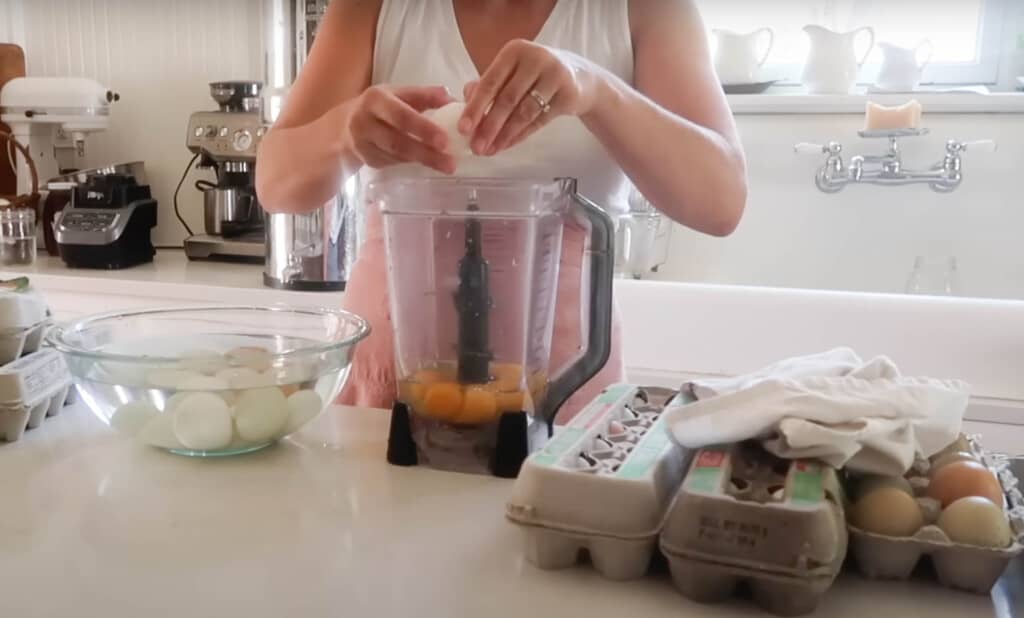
[795,129,996,193]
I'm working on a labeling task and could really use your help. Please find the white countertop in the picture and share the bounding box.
[0,249,343,307]
[1,404,1021,618]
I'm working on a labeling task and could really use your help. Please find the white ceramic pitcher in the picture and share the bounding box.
[713,28,774,85]
[875,40,933,91]
[801,25,875,94]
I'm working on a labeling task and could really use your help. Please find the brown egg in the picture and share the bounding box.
[930,451,979,475]
[852,487,924,537]
[937,435,971,459]
[927,460,1003,509]
[937,497,1013,548]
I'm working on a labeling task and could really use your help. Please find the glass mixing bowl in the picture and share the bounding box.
[47,306,370,456]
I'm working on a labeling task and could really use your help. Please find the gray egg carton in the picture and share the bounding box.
[0,348,73,442]
[848,434,1024,594]
[506,384,692,580]
[660,443,848,616]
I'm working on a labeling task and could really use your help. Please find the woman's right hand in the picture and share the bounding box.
[345,85,457,175]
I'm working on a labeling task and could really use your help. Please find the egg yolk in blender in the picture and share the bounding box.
[398,362,546,426]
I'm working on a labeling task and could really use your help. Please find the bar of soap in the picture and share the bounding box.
[864,100,922,130]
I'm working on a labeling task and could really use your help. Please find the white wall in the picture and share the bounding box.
[653,112,1024,300]
[1,0,264,246]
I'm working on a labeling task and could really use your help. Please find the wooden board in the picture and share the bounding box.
[0,43,27,196]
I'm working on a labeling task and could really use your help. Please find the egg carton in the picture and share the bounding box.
[847,434,1024,594]
[0,280,48,331]
[660,442,847,616]
[0,348,73,442]
[0,319,49,365]
[506,384,692,580]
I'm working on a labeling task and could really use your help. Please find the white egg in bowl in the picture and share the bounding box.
[46,305,369,457]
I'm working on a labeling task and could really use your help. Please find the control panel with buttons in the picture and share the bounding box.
[60,211,119,233]
[185,110,267,161]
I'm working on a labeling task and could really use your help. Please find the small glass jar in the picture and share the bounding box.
[905,256,959,296]
[0,208,38,266]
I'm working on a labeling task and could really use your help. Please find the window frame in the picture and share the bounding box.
[704,0,1009,88]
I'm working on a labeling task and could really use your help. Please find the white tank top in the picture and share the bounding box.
[365,0,635,213]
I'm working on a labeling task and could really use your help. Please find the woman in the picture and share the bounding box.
[256,0,747,418]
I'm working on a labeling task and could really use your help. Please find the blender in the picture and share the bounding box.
[375,176,614,478]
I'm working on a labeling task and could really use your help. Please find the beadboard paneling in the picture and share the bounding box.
[1,0,265,246]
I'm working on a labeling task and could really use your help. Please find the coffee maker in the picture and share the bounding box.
[183,81,267,262]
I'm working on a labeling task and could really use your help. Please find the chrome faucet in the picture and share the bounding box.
[795,129,996,193]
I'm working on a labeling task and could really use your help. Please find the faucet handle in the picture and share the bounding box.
[962,139,997,153]
[795,141,842,155]
[946,139,997,154]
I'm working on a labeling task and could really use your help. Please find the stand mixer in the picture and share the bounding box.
[0,77,118,196]
[183,81,267,262]
[377,177,615,478]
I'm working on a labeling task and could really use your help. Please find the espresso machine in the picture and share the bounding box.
[183,81,266,262]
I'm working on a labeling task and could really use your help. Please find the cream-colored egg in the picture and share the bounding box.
[138,413,184,450]
[424,102,472,158]
[854,475,914,500]
[226,346,273,372]
[110,401,159,436]
[233,387,289,443]
[266,361,316,387]
[938,496,1013,548]
[178,375,231,391]
[176,375,234,405]
[217,367,273,389]
[146,369,204,390]
[164,392,190,413]
[852,487,924,537]
[285,389,323,435]
[176,350,227,375]
[172,393,233,451]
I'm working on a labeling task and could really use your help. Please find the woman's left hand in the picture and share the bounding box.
[458,39,601,156]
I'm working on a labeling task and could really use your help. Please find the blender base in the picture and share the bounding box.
[386,403,549,478]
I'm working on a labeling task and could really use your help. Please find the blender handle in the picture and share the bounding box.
[540,187,615,426]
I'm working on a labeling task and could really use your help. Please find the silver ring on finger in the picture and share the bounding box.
[529,89,551,114]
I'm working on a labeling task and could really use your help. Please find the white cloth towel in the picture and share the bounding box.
[664,347,969,475]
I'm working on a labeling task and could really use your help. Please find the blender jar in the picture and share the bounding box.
[374,177,615,476]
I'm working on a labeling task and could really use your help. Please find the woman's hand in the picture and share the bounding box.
[346,85,457,174]
[458,40,602,156]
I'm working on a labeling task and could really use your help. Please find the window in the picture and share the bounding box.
[697,0,1008,86]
